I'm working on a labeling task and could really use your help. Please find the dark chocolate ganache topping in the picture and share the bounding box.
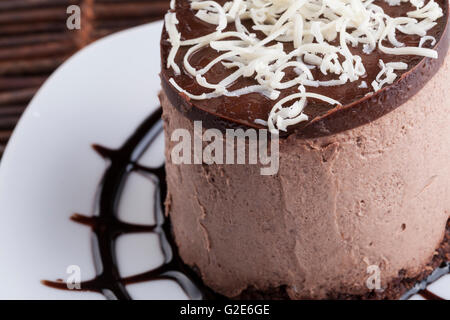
[41,107,448,300]
[161,0,449,137]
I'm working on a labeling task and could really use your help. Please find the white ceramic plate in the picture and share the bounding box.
[0,21,448,300]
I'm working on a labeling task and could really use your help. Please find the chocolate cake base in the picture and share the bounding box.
[235,219,449,300]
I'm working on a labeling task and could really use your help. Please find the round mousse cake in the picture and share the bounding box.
[159,0,450,299]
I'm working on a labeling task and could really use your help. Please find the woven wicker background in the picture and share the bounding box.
[0,0,168,157]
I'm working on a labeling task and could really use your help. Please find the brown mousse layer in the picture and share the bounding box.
[235,219,449,300]
[160,48,450,299]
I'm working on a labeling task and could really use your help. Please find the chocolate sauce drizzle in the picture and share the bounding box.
[404,262,450,301]
[419,289,445,301]
[42,107,217,300]
[42,107,447,300]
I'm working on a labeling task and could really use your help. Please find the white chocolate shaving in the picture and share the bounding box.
[419,35,437,46]
[371,59,408,91]
[164,0,444,133]
[359,80,368,88]
[165,12,181,75]
[254,118,268,126]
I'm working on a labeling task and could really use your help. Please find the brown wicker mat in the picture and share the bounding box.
[0,0,168,157]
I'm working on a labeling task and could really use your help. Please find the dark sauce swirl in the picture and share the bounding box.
[42,107,219,300]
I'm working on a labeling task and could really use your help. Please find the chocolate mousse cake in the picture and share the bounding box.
[159,0,450,299]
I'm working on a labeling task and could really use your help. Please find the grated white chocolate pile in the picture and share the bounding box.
[164,0,444,133]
